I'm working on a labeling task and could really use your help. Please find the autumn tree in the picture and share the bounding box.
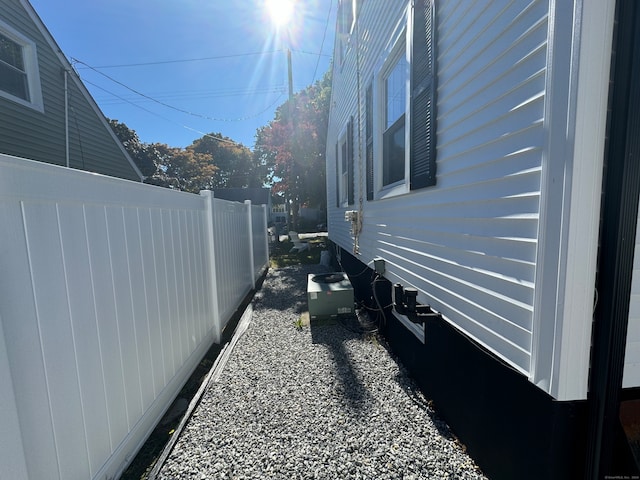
[144,143,215,193]
[190,133,265,188]
[109,121,261,192]
[254,68,331,229]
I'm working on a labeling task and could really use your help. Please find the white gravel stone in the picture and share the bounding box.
[156,265,487,480]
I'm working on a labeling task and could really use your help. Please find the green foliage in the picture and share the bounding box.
[108,119,158,177]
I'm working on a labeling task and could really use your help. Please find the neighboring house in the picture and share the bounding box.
[326,1,639,479]
[271,200,288,226]
[0,0,143,181]
[212,187,272,220]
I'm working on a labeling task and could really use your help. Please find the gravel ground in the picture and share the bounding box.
[155,265,487,480]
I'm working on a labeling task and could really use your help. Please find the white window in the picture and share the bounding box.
[340,136,348,204]
[0,20,43,111]
[368,0,437,199]
[383,52,407,187]
[335,117,354,207]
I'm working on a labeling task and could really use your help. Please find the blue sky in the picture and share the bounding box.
[29,0,336,149]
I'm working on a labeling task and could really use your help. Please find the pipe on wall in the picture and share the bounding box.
[64,69,70,168]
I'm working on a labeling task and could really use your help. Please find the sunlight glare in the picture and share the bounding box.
[266,0,295,28]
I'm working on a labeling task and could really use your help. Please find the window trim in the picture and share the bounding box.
[375,16,410,200]
[340,129,349,205]
[337,117,355,207]
[0,19,43,112]
[367,0,437,200]
[365,82,374,201]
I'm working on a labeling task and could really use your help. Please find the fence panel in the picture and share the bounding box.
[0,155,267,480]
[251,203,269,279]
[210,198,254,326]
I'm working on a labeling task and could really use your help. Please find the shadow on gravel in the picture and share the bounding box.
[309,316,376,418]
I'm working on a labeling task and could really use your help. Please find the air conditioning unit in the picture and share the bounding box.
[307,272,354,320]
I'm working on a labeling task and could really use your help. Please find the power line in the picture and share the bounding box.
[73,58,287,122]
[83,78,276,148]
[96,85,286,106]
[312,0,334,83]
[74,48,330,70]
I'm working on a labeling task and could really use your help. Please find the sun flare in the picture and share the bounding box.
[265,0,295,28]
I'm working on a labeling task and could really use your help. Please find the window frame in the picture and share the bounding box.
[367,0,437,200]
[0,19,43,112]
[340,131,349,205]
[382,47,408,189]
[375,17,410,200]
[337,118,355,207]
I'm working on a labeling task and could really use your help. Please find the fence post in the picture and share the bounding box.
[263,204,269,272]
[245,200,256,289]
[200,190,221,343]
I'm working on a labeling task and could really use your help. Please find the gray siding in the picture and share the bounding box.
[0,0,141,181]
[327,0,548,375]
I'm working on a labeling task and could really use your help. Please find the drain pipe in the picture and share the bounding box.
[64,69,70,168]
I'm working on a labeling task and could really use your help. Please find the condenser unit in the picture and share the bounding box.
[307,272,354,319]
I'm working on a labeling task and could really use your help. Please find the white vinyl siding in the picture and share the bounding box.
[327,0,548,374]
[327,0,617,400]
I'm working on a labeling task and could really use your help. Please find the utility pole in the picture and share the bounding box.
[287,48,299,230]
[287,48,294,102]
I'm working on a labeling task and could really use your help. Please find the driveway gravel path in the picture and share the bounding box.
[154,265,487,480]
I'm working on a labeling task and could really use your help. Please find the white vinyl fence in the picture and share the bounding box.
[0,154,268,480]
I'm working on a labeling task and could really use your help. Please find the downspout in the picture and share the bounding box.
[64,69,70,168]
[586,1,640,477]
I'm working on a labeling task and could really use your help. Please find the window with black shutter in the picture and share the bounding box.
[365,83,374,200]
[337,117,355,206]
[382,52,407,187]
[347,116,355,205]
[410,0,436,190]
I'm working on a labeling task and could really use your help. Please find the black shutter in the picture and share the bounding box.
[347,116,355,205]
[365,83,374,200]
[335,141,340,207]
[410,0,436,190]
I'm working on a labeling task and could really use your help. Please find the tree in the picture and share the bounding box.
[158,146,217,193]
[109,121,259,192]
[254,68,331,230]
[108,119,158,178]
[190,133,265,188]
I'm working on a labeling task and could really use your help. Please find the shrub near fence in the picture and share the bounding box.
[0,153,268,480]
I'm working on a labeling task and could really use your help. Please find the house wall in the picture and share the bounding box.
[327,0,613,400]
[328,0,548,375]
[0,0,141,181]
